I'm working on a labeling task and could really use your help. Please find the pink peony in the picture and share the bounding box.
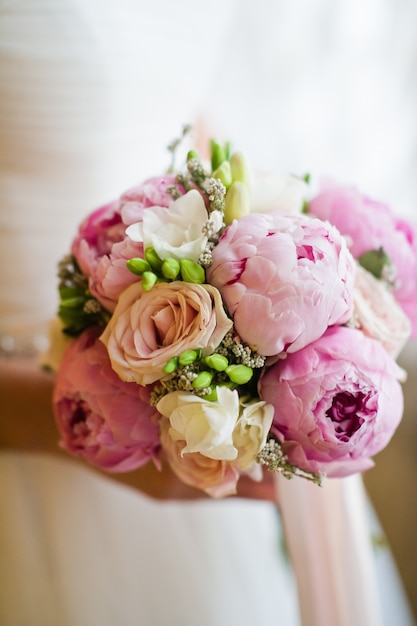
[72,201,141,312]
[308,184,417,336]
[159,418,240,497]
[71,176,183,312]
[259,326,404,477]
[100,281,233,386]
[207,212,355,356]
[71,200,125,279]
[119,175,182,225]
[88,236,144,313]
[53,327,160,472]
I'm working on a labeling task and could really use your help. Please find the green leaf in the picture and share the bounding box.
[358,247,391,280]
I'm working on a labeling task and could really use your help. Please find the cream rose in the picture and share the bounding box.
[100,281,232,385]
[157,387,240,460]
[353,264,411,358]
[233,399,274,468]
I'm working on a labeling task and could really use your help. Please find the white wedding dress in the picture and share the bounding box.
[0,2,415,625]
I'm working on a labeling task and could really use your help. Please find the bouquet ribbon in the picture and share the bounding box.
[277,473,382,626]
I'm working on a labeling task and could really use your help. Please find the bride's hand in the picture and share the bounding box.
[0,357,277,503]
[111,458,277,502]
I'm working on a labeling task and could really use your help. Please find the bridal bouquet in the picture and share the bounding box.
[49,132,417,496]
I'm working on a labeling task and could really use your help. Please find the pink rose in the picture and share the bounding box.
[53,327,160,472]
[207,212,355,356]
[160,418,240,497]
[308,184,417,336]
[259,326,404,478]
[100,281,233,385]
[353,265,411,358]
[119,175,182,225]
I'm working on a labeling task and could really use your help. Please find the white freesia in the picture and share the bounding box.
[233,399,274,468]
[250,172,307,215]
[126,189,211,262]
[157,386,240,461]
[353,264,411,358]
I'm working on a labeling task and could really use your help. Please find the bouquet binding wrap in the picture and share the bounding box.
[49,131,417,501]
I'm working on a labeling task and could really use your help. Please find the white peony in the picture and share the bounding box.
[126,189,214,262]
[157,386,240,461]
[250,172,307,215]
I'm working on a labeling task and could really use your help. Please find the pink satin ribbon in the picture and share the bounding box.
[277,473,383,626]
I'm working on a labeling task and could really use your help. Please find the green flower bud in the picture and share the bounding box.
[161,258,180,280]
[59,296,85,308]
[141,271,158,291]
[230,151,251,185]
[192,370,214,389]
[202,387,218,402]
[223,141,232,161]
[358,247,392,280]
[178,349,199,366]
[187,149,199,161]
[212,161,232,189]
[126,257,151,276]
[145,247,163,272]
[225,364,253,385]
[163,357,178,374]
[224,182,250,225]
[203,354,229,372]
[179,258,206,284]
[210,139,226,171]
[58,285,78,299]
[216,381,235,390]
